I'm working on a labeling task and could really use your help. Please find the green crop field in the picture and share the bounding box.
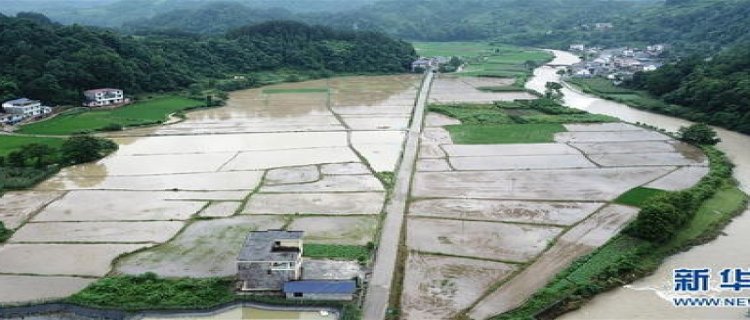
[445,123,566,144]
[412,42,496,57]
[303,244,370,261]
[0,136,65,157]
[413,42,553,80]
[18,96,203,135]
[615,187,668,207]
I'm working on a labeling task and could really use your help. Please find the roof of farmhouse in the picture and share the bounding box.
[238,230,303,262]
[3,98,39,106]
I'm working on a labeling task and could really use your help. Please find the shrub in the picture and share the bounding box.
[100,123,123,131]
[0,221,12,243]
[61,135,118,164]
[626,202,681,242]
[67,274,234,310]
[678,123,721,145]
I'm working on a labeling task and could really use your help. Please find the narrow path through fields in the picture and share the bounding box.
[363,71,433,320]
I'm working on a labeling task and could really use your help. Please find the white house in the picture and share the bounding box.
[83,88,126,107]
[569,44,586,51]
[1,98,52,124]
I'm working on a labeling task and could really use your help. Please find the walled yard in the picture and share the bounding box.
[400,110,708,319]
[0,75,420,304]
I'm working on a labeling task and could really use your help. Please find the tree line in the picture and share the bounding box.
[0,15,416,105]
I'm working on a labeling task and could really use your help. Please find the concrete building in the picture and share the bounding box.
[83,88,126,107]
[237,230,303,291]
[1,98,52,124]
[283,280,357,301]
[569,44,585,51]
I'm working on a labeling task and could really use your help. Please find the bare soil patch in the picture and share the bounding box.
[115,216,284,277]
[406,217,562,262]
[401,253,517,320]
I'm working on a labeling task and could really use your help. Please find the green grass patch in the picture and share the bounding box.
[67,273,235,311]
[615,187,669,207]
[445,123,565,144]
[412,42,552,83]
[0,136,65,157]
[18,96,203,135]
[476,86,526,92]
[412,41,497,57]
[67,274,361,316]
[303,244,370,261]
[567,78,635,94]
[661,185,748,251]
[262,88,329,94]
[0,222,12,243]
[428,104,515,125]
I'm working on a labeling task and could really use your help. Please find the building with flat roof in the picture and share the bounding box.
[237,230,303,291]
[83,88,126,107]
[1,98,52,124]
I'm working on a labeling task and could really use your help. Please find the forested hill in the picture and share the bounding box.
[626,44,750,134]
[122,2,295,35]
[124,0,655,41]
[1,0,376,28]
[0,16,416,105]
[566,0,750,53]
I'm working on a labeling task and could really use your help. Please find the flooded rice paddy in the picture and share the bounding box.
[403,104,710,318]
[428,75,536,103]
[0,75,420,304]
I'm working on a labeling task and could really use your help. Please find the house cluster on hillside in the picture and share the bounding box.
[567,44,667,82]
[1,88,128,126]
[237,230,357,301]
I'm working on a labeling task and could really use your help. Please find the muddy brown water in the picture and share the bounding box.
[531,50,750,320]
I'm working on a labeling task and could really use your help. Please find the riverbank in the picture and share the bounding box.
[525,50,750,319]
[565,77,750,135]
[494,146,747,319]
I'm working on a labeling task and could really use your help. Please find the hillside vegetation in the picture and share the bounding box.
[625,44,750,134]
[0,16,416,105]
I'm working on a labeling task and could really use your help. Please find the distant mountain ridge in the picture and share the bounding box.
[0,0,377,28]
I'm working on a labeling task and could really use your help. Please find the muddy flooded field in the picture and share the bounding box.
[428,75,536,103]
[400,107,711,319]
[0,75,420,304]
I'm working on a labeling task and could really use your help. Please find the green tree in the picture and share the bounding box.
[678,123,721,145]
[627,202,681,242]
[61,135,117,164]
[20,143,56,168]
[7,150,27,167]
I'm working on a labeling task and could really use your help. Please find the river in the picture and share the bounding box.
[527,50,750,320]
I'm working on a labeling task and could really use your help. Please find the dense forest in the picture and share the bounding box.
[626,44,750,134]
[122,0,655,41]
[0,15,416,105]
[122,2,295,35]
[1,0,376,28]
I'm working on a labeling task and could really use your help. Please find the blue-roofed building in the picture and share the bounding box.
[283,280,357,301]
